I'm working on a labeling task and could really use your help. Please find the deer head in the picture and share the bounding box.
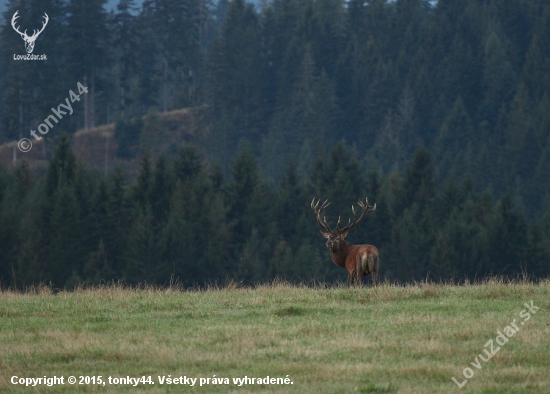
[311,197,376,254]
[11,11,49,54]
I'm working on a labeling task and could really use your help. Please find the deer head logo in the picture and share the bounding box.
[11,11,49,54]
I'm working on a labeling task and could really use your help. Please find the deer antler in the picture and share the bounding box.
[11,11,48,40]
[30,13,49,40]
[336,197,376,234]
[11,11,25,38]
[311,198,334,234]
[312,197,379,287]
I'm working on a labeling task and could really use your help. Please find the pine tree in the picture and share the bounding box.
[399,146,435,214]
[309,141,366,214]
[139,109,168,154]
[132,154,152,213]
[84,240,114,284]
[486,194,528,276]
[16,136,95,287]
[174,145,202,184]
[85,180,116,282]
[237,228,264,283]
[66,0,109,130]
[113,0,140,118]
[435,96,474,180]
[209,162,225,194]
[103,168,131,277]
[161,170,229,285]
[124,205,157,284]
[208,0,266,159]
[0,166,17,286]
[267,239,294,280]
[277,161,304,248]
[502,84,539,205]
[481,31,516,124]
[150,155,172,228]
[45,183,83,287]
[45,135,76,197]
[227,143,260,249]
[521,4,550,101]
[387,147,436,281]
[140,0,205,110]
[521,223,550,278]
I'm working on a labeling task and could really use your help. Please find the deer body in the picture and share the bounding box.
[328,237,379,286]
[312,197,379,286]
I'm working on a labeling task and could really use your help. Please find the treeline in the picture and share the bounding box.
[1,0,550,218]
[1,137,549,288]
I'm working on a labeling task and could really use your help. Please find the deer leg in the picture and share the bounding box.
[370,255,379,286]
[356,255,363,287]
[366,255,373,284]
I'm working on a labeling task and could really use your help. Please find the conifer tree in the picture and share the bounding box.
[66,0,109,130]
[208,0,266,158]
[132,154,152,213]
[435,96,474,179]
[521,223,550,278]
[161,170,229,285]
[174,145,202,184]
[399,146,435,214]
[277,161,304,247]
[227,143,260,250]
[113,0,140,118]
[150,155,172,227]
[103,168,131,277]
[85,180,116,282]
[486,194,528,276]
[482,31,516,123]
[125,205,157,284]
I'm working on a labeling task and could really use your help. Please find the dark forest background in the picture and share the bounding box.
[0,0,550,288]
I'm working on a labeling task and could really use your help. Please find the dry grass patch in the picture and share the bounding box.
[1,280,549,393]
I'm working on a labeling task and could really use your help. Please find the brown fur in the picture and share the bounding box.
[312,197,379,286]
[327,237,379,286]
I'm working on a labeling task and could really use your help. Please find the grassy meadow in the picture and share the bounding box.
[0,279,549,393]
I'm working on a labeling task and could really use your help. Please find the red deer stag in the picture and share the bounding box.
[311,197,379,286]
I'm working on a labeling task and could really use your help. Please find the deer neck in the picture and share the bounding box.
[330,240,351,268]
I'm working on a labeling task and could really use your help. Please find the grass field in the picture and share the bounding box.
[0,279,548,393]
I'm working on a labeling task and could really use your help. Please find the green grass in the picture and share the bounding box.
[0,279,549,393]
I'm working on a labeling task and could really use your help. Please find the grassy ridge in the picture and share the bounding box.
[1,279,549,393]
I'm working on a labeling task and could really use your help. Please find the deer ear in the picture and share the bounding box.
[320,230,331,239]
[340,231,348,239]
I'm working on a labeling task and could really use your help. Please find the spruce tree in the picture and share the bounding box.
[124,205,157,284]
[66,0,109,130]
[486,194,528,276]
[113,0,140,118]
[161,170,229,285]
[132,154,152,213]
[103,168,131,277]
[227,143,260,250]
[435,96,474,180]
[150,155,172,228]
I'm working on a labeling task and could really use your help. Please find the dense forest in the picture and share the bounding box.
[0,0,550,288]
